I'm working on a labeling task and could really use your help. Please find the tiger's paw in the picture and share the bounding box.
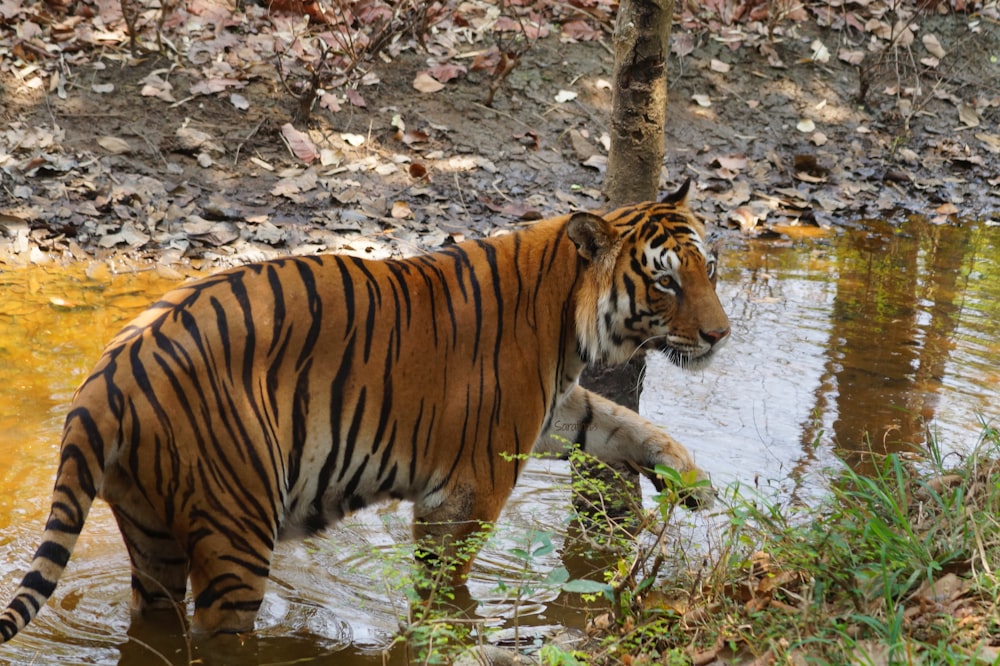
[646,466,716,511]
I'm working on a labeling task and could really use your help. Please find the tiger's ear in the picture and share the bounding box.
[567,212,617,262]
[660,178,691,205]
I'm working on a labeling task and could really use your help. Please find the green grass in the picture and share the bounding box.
[564,422,1000,665]
[385,423,1000,665]
[409,423,1000,664]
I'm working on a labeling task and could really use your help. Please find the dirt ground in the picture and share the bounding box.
[1,1,999,270]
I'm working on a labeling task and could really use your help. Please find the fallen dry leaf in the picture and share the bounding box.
[413,72,445,93]
[346,89,366,107]
[408,162,428,179]
[319,93,341,112]
[426,63,466,83]
[230,92,249,110]
[838,48,865,66]
[710,58,730,73]
[175,126,224,154]
[140,73,174,102]
[341,133,365,147]
[958,103,980,127]
[390,201,412,219]
[810,39,830,63]
[280,123,318,164]
[401,129,430,145]
[190,78,245,96]
[561,18,601,41]
[97,136,131,154]
[922,33,947,58]
[714,154,748,171]
[976,133,1000,153]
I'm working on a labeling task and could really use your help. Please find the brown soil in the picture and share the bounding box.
[1,2,999,270]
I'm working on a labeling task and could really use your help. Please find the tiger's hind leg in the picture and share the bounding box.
[108,500,189,617]
[412,482,511,587]
[186,527,275,636]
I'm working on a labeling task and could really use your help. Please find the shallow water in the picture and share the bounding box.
[643,217,1000,500]
[1,216,998,664]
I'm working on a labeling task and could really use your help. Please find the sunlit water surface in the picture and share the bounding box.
[1,217,998,664]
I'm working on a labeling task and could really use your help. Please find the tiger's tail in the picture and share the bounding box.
[0,405,108,644]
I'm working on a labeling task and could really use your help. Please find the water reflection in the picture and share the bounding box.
[644,217,1000,497]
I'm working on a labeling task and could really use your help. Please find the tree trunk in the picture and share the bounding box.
[575,0,675,523]
[603,0,674,207]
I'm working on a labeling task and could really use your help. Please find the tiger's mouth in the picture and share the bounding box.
[654,338,717,369]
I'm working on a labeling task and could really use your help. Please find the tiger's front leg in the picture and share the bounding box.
[535,385,715,508]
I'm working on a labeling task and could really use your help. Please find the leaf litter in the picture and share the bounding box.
[0,0,998,273]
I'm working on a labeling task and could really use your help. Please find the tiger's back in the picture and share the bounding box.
[0,183,730,641]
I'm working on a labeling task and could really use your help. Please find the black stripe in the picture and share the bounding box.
[336,387,366,483]
[36,541,71,569]
[334,257,357,332]
[265,264,286,356]
[55,441,97,502]
[313,331,357,514]
[293,258,323,371]
[287,358,313,492]
[21,571,56,600]
[362,280,377,362]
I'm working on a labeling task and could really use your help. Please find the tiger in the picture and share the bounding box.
[0,179,729,641]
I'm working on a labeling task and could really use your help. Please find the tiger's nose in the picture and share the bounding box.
[700,327,730,346]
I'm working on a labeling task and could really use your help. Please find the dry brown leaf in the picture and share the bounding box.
[190,78,243,95]
[727,207,759,234]
[810,39,830,63]
[175,127,224,154]
[976,133,1000,153]
[426,63,466,83]
[230,93,249,110]
[390,201,412,219]
[140,73,174,102]
[402,129,430,145]
[408,163,428,179]
[714,154,748,171]
[561,18,602,42]
[319,93,341,112]
[710,58,730,73]
[672,32,695,57]
[922,33,947,59]
[97,136,131,154]
[271,169,318,197]
[838,48,866,66]
[281,123,318,164]
[958,103,980,128]
[346,89,366,107]
[413,72,445,93]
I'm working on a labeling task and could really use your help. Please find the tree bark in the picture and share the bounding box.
[575,0,675,522]
[603,0,674,207]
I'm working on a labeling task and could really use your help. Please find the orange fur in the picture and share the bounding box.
[0,184,729,639]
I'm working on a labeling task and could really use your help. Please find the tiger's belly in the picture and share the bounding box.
[277,454,446,540]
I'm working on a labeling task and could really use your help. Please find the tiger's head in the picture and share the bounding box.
[569,180,730,368]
